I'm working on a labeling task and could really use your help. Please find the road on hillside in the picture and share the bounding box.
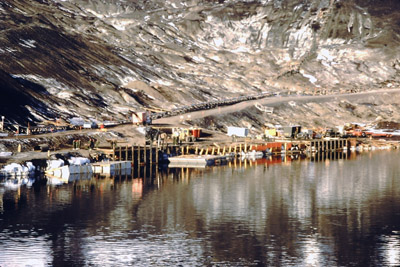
[3,88,400,140]
[154,88,400,125]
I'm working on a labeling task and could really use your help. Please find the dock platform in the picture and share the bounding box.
[92,161,131,175]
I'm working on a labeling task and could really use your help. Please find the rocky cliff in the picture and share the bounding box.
[0,0,399,126]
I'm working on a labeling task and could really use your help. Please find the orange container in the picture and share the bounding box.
[191,129,201,138]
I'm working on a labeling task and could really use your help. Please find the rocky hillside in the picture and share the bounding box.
[0,0,399,127]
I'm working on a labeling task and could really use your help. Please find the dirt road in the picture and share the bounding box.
[2,88,400,145]
[155,88,400,125]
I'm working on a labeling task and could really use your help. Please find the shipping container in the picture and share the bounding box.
[191,128,201,138]
[265,128,277,137]
[227,126,249,137]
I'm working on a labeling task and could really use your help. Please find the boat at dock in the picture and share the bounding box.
[168,155,228,168]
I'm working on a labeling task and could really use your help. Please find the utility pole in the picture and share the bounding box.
[0,116,4,131]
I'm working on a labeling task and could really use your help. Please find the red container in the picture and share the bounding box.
[191,129,201,138]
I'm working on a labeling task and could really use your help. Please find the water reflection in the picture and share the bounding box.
[379,233,400,266]
[0,151,399,266]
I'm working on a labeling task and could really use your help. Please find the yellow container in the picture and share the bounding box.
[265,129,277,137]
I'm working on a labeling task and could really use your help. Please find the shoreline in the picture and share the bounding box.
[1,133,399,171]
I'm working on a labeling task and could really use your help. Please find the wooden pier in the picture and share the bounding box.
[96,144,164,165]
[94,138,350,167]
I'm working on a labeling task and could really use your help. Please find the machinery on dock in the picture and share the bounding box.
[282,126,301,139]
[297,129,316,139]
[144,126,160,144]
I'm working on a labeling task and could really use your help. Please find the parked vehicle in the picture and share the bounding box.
[344,128,366,137]
[172,127,201,142]
[83,121,98,129]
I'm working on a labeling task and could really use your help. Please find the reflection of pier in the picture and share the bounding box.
[308,151,348,162]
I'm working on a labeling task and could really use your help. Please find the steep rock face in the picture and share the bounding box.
[0,70,57,123]
[0,0,399,125]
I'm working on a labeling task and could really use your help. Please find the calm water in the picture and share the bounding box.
[0,151,400,266]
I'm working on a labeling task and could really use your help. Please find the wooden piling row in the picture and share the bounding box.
[309,139,348,153]
[105,144,163,166]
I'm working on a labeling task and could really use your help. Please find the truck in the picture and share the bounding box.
[227,126,249,138]
[132,111,152,125]
[344,128,366,137]
[172,127,202,143]
[342,123,366,137]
